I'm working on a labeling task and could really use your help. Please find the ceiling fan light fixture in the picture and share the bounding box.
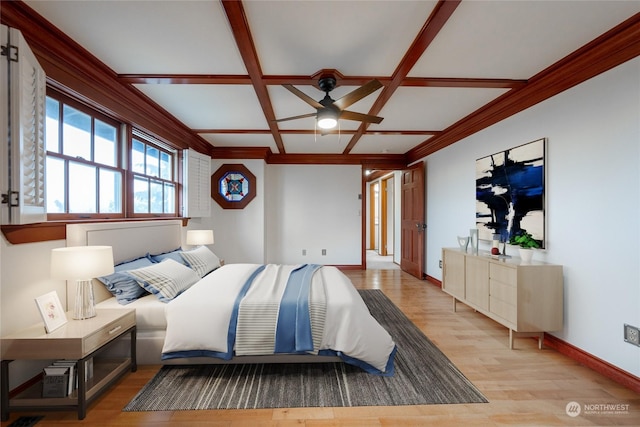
[317,109,338,129]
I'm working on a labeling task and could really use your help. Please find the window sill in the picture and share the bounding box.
[1,217,190,245]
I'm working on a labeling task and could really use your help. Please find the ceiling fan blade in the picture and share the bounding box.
[340,110,384,124]
[282,84,323,109]
[273,112,317,123]
[332,79,383,110]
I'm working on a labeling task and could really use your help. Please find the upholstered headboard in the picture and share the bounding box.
[66,220,183,303]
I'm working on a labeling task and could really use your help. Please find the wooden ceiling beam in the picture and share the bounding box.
[221,0,286,154]
[119,73,524,90]
[119,74,252,85]
[342,0,462,155]
[194,129,438,136]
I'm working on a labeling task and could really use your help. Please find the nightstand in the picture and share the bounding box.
[1,309,136,420]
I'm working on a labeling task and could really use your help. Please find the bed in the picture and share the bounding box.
[65,221,396,375]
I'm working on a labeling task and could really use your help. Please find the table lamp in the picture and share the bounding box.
[51,246,114,320]
[186,229,214,247]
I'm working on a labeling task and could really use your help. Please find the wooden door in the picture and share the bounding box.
[400,162,425,278]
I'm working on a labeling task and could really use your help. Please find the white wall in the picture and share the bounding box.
[265,164,362,265]
[201,159,266,264]
[425,57,640,377]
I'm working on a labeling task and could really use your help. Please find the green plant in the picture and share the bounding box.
[509,231,541,249]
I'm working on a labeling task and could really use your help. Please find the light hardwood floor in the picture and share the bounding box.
[2,269,638,426]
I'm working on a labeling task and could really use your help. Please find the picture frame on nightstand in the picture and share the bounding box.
[35,291,67,333]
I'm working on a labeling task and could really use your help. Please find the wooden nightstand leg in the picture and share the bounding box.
[130,327,137,372]
[509,329,514,350]
[1,360,11,421]
[77,357,86,420]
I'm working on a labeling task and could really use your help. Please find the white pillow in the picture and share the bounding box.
[125,259,200,302]
[181,246,221,277]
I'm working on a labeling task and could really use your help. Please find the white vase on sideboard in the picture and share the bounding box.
[519,248,534,263]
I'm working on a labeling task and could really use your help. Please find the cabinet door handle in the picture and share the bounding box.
[109,325,122,335]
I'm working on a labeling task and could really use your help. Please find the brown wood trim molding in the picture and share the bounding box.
[1,222,66,244]
[425,274,442,287]
[211,147,273,160]
[0,1,212,157]
[334,265,364,271]
[424,279,639,392]
[544,333,640,393]
[1,218,190,245]
[267,153,407,168]
[407,12,640,162]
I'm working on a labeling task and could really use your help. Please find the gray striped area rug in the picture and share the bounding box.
[123,290,487,410]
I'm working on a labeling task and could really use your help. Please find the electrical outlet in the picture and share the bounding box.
[322,249,326,256]
[624,324,640,347]
[439,260,442,269]
[302,249,306,256]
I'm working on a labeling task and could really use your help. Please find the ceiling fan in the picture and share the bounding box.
[274,74,384,133]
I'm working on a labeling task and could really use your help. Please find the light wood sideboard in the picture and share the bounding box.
[442,248,563,349]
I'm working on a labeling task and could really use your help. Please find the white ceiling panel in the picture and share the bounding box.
[244,0,438,76]
[410,1,640,79]
[134,84,268,129]
[350,134,430,155]
[375,87,509,131]
[25,0,246,74]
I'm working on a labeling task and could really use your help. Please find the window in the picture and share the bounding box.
[130,133,177,216]
[45,90,180,220]
[45,94,123,219]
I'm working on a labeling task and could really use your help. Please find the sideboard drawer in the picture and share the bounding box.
[490,263,517,285]
[490,297,516,326]
[490,279,516,304]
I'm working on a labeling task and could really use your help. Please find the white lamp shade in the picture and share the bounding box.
[317,109,338,129]
[186,229,214,245]
[51,246,114,280]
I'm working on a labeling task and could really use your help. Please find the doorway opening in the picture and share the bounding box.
[366,172,398,270]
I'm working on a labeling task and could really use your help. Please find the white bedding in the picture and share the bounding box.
[96,294,166,330]
[162,263,397,375]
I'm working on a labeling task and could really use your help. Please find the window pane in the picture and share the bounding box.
[95,120,117,167]
[46,157,65,213]
[99,168,122,213]
[164,183,175,214]
[45,97,60,153]
[63,105,92,160]
[132,139,145,174]
[160,151,171,180]
[150,180,163,213]
[146,145,159,178]
[133,176,149,213]
[69,162,96,213]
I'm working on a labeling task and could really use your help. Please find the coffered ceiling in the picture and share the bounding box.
[17,0,640,165]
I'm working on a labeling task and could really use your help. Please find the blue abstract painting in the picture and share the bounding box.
[475,138,545,247]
